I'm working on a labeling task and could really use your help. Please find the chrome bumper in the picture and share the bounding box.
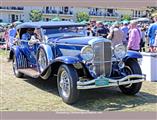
[77,74,146,90]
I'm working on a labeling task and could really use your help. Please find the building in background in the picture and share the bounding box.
[0,0,156,23]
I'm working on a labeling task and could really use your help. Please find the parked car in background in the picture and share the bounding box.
[9,21,145,104]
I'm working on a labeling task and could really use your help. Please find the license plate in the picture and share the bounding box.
[95,76,109,86]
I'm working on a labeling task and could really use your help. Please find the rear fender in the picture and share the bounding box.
[9,46,21,60]
[9,46,26,68]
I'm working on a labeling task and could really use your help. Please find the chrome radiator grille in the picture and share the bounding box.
[92,42,112,77]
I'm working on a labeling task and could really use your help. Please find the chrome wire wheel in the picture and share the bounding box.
[60,70,70,98]
[57,64,79,104]
[38,49,47,72]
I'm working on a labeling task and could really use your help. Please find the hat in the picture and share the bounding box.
[112,21,120,27]
[152,12,157,17]
[130,20,138,24]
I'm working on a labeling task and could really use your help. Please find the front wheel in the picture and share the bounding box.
[119,59,142,95]
[57,64,79,104]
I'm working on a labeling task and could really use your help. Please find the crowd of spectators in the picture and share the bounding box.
[0,12,157,53]
[84,13,157,52]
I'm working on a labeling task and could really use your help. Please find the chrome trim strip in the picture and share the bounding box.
[77,79,144,89]
[77,74,146,86]
[92,61,112,64]
[55,43,86,47]
[88,37,111,45]
[21,54,23,68]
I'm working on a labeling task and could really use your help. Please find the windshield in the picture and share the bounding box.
[43,26,86,39]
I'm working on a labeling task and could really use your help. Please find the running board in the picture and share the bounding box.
[18,68,40,78]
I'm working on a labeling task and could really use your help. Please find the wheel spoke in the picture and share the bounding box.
[60,71,70,98]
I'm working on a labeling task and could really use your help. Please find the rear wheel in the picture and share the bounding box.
[57,64,79,104]
[119,59,142,95]
[12,55,24,78]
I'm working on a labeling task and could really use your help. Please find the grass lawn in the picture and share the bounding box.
[0,50,157,111]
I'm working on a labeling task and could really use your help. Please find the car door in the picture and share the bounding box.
[19,28,37,67]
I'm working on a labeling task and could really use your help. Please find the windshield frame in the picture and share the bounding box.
[42,25,86,39]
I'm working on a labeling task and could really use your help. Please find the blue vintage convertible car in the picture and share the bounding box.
[9,21,145,104]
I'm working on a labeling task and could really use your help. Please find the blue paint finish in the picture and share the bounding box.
[11,46,21,57]
[21,47,36,65]
[16,21,85,29]
[55,36,95,45]
[126,50,142,58]
[56,44,83,59]
[123,50,142,62]
[10,46,23,68]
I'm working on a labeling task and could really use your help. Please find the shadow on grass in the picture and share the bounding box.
[23,76,157,111]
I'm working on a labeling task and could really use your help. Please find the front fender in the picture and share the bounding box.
[123,50,142,62]
[41,56,82,78]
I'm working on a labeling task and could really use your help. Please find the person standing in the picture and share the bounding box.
[97,22,109,38]
[121,21,129,46]
[8,23,16,49]
[107,21,124,47]
[127,20,141,52]
[3,26,9,49]
[147,12,157,52]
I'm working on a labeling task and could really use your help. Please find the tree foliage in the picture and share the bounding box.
[146,6,157,17]
[29,10,43,22]
[121,14,131,21]
[76,12,90,22]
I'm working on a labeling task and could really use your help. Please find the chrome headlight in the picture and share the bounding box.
[81,46,94,61]
[114,44,127,59]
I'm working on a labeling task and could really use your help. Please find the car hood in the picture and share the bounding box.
[54,36,96,45]
[48,36,111,46]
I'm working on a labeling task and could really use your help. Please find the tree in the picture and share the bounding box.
[76,12,90,22]
[146,6,157,17]
[51,15,61,21]
[121,14,131,21]
[29,10,43,22]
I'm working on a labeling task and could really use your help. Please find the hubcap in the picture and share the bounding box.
[38,50,47,72]
[60,70,70,98]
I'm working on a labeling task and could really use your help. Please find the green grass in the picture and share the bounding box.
[0,49,8,56]
[0,50,157,112]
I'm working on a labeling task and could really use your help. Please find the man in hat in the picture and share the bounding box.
[107,21,124,47]
[147,12,157,52]
[127,20,141,51]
